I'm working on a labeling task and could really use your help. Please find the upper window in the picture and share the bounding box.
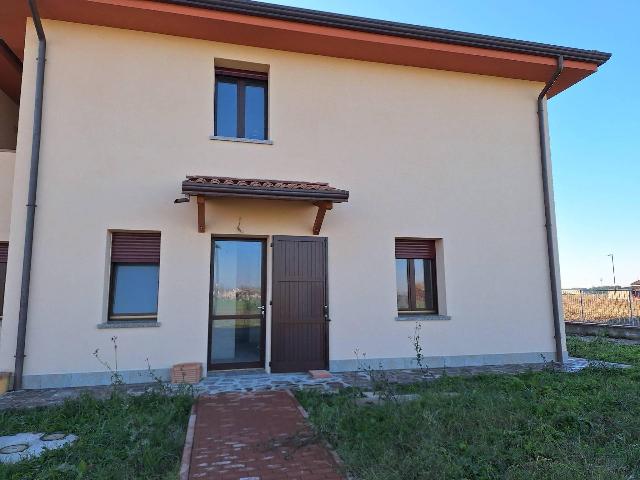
[215,68,268,141]
[0,242,7,321]
[395,239,438,313]
[109,232,160,321]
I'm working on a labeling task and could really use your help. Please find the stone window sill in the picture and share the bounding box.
[395,314,451,321]
[98,321,161,329]
[209,135,273,145]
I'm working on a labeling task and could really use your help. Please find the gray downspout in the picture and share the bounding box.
[14,0,46,390]
[537,56,564,363]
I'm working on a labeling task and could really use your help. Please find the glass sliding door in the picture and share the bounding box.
[209,238,266,369]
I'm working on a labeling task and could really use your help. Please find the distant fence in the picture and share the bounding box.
[563,287,640,326]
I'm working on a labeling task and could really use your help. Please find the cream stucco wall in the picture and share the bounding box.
[0,89,19,151]
[0,21,566,385]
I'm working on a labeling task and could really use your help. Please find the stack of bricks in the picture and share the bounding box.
[171,363,202,384]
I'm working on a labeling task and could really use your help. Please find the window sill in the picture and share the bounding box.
[395,314,451,321]
[98,321,161,329]
[209,135,273,145]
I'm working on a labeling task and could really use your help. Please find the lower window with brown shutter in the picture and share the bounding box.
[108,232,160,322]
[0,242,8,322]
[395,238,438,314]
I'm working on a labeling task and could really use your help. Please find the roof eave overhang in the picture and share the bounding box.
[1,0,611,103]
[182,181,350,203]
[163,0,610,66]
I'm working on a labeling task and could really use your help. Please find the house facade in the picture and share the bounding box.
[0,0,609,389]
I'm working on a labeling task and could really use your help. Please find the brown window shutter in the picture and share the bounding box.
[111,232,160,263]
[0,242,8,263]
[215,67,268,81]
[395,238,436,259]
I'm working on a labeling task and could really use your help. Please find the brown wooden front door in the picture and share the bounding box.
[271,236,328,373]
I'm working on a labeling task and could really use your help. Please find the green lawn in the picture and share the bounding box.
[297,337,640,480]
[567,335,640,366]
[0,390,193,480]
[2,337,638,479]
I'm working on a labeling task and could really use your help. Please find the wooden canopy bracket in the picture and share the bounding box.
[312,201,333,235]
[197,196,205,233]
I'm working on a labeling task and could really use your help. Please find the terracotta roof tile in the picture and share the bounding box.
[182,175,349,202]
[185,175,338,191]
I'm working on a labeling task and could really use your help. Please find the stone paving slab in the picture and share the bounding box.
[560,357,631,372]
[0,432,77,464]
[0,358,630,410]
[196,370,349,396]
[195,357,627,395]
[0,383,156,410]
[189,391,345,480]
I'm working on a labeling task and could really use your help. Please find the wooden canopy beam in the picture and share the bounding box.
[312,201,333,235]
[197,196,205,233]
[182,194,342,235]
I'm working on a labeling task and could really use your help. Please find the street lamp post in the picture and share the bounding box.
[607,253,616,287]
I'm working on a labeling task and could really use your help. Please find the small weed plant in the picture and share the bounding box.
[354,349,397,402]
[93,336,124,387]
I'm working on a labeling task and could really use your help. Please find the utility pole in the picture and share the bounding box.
[607,253,616,287]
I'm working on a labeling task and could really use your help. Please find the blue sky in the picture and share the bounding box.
[263,0,639,287]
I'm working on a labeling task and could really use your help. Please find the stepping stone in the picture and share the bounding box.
[309,370,332,379]
[0,432,77,464]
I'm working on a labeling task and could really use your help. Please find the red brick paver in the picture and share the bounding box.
[189,391,345,480]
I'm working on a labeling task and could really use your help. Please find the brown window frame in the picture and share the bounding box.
[395,238,438,314]
[397,258,438,314]
[214,67,269,140]
[0,242,7,321]
[108,233,160,322]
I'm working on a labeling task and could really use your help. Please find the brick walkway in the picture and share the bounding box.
[189,391,345,480]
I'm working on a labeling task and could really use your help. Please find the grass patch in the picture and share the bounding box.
[0,390,193,479]
[298,340,640,479]
[567,335,640,366]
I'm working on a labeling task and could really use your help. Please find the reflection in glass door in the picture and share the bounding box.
[209,238,266,369]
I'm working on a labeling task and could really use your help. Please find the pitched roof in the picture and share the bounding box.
[166,0,611,66]
[1,0,611,103]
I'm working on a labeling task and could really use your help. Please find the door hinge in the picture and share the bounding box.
[269,300,273,305]
[270,242,273,247]
[269,361,272,367]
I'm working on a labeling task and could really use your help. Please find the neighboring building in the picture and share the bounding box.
[0,0,609,389]
[606,289,632,300]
